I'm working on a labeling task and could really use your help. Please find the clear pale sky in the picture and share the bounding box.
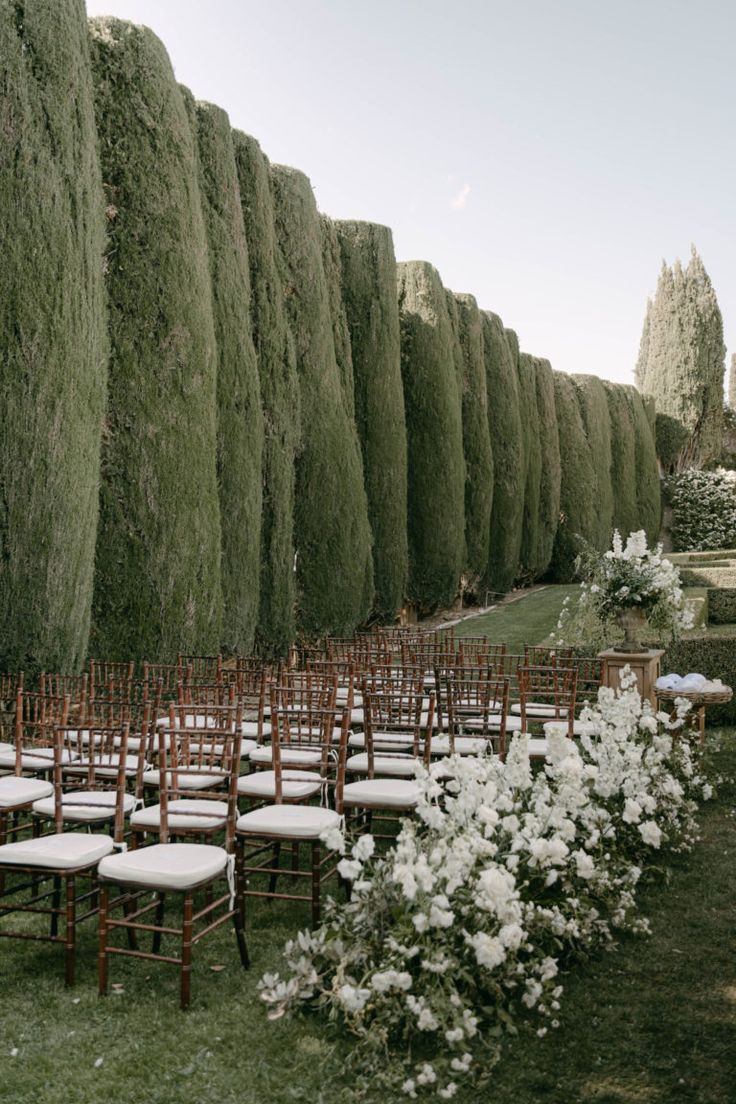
[85,0,735,386]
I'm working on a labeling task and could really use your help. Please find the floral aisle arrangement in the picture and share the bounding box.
[556,529,694,652]
[259,673,712,1099]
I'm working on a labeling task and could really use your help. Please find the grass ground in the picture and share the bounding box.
[452,585,580,649]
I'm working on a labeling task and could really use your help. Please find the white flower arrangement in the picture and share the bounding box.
[258,672,711,1098]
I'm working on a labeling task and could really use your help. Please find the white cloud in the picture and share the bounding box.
[450,183,471,210]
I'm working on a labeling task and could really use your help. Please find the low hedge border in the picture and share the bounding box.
[663,633,736,726]
[707,588,736,625]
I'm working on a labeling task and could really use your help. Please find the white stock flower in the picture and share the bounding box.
[638,820,663,848]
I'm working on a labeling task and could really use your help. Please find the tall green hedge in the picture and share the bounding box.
[271,165,373,635]
[532,358,561,576]
[193,99,263,654]
[549,372,598,580]
[0,0,107,674]
[232,132,300,658]
[335,221,408,621]
[481,312,524,593]
[605,381,640,538]
[573,374,614,551]
[321,215,356,422]
[398,262,465,611]
[89,18,222,661]
[627,385,661,543]
[517,353,543,580]
[452,294,494,593]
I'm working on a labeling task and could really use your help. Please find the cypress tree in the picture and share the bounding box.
[335,221,408,622]
[397,262,465,611]
[635,298,652,390]
[0,0,107,674]
[270,165,373,635]
[605,381,640,537]
[193,99,263,655]
[517,353,543,579]
[533,357,561,576]
[320,216,356,421]
[549,372,597,581]
[452,294,494,594]
[627,386,661,543]
[730,354,736,409]
[89,18,222,661]
[232,132,300,657]
[573,374,614,551]
[481,312,524,593]
[637,249,725,469]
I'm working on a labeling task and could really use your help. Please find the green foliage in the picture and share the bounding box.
[627,386,661,543]
[605,381,641,538]
[320,216,355,421]
[517,353,543,580]
[549,373,598,581]
[232,132,300,658]
[638,249,725,469]
[271,165,373,635]
[482,312,524,593]
[89,18,222,661]
[664,633,736,726]
[397,262,465,611]
[193,99,263,654]
[451,294,493,593]
[0,0,107,674]
[656,413,690,474]
[707,588,736,625]
[634,297,651,389]
[532,357,562,579]
[573,374,613,551]
[668,469,736,552]
[335,221,408,621]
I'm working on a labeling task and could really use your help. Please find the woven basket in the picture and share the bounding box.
[656,686,733,705]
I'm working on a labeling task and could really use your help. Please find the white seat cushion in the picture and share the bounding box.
[237,770,322,801]
[236,804,340,839]
[0,741,13,754]
[348,732,414,751]
[0,748,79,772]
[511,703,569,718]
[66,753,140,778]
[0,832,114,869]
[143,768,227,790]
[190,738,257,760]
[430,735,489,756]
[342,778,420,809]
[527,737,550,758]
[32,790,137,822]
[241,720,271,740]
[131,799,228,831]
[486,714,523,732]
[98,842,227,891]
[249,747,323,767]
[346,753,418,778]
[0,776,54,808]
[543,719,595,737]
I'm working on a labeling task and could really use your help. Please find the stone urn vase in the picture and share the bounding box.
[613,607,648,653]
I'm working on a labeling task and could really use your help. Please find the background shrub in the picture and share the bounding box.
[335,221,408,622]
[707,589,736,625]
[573,375,613,551]
[549,372,598,581]
[271,165,373,635]
[517,353,543,580]
[627,386,661,543]
[532,357,562,579]
[664,633,736,726]
[398,262,466,611]
[0,0,107,674]
[605,381,641,538]
[193,99,263,654]
[668,469,736,552]
[89,18,222,662]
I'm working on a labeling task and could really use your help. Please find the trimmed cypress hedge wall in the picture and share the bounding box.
[335,221,408,622]
[398,262,466,611]
[481,312,524,594]
[193,99,264,654]
[89,18,222,661]
[271,165,373,635]
[549,372,598,581]
[573,374,614,551]
[452,294,494,593]
[604,381,641,538]
[627,386,661,543]
[532,357,562,578]
[321,216,356,422]
[232,132,300,657]
[517,353,543,580]
[0,0,107,674]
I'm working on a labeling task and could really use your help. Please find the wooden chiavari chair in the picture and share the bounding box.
[89,659,135,700]
[435,666,511,759]
[518,665,578,759]
[178,653,223,685]
[38,673,89,724]
[97,706,247,1009]
[143,660,190,704]
[235,705,349,928]
[0,671,23,748]
[542,656,602,740]
[456,639,507,673]
[248,680,338,772]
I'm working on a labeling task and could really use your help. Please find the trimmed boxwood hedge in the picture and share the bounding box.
[605,380,640,538]
[232,132,300,658]
[0,0,107,674]
[271,165,373,635]
[707,588,736,624]
[193,99,263,655]
[335,221,408,622]
[321,215,356,422]
[517,353,543,580]
[627,386,661,543]
[89,18,222,661]
[664,633,736,726]
[452,294,494,593]
[532,357,561,579]
[482,312,524,593]
[549,372,598,581]
[573,374,613,551]
[398,262,466,611]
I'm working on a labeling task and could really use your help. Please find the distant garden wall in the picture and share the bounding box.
[0,9,661,669]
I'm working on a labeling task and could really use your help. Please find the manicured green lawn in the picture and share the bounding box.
[452,585,580,650]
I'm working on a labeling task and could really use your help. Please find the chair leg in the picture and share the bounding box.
[123,893,138,951]
[180,891,193,1011]
[268,841,282,895]
[232,904,249,969]
[98,884,109,996]
[50,874,62,937]
[64,876,76,987]
[152,892,166,954]
[311,841,321,928]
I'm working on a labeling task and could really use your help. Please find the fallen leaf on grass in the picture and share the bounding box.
[210,964,226,972]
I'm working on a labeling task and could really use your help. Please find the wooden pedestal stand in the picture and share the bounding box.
[597,648,665,708]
